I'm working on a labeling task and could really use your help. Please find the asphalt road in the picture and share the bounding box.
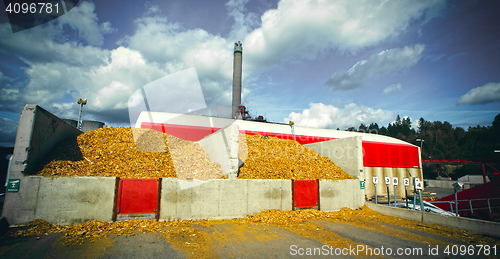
[1,216,498,259]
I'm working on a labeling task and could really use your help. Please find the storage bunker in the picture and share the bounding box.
[2,104,420,226]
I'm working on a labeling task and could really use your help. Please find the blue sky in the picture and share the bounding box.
[0,0,499,146]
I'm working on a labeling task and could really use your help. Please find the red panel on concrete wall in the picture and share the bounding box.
[294,180,318,208]
[117,179,159,215]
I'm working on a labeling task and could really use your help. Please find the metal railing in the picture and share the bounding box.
[429,198,500,215]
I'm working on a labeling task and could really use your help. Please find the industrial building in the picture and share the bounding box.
[135,40,423,200]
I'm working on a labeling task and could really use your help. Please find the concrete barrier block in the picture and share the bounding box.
[190,180,221,220]
[248,180,272,214]
[246,180,292,214]
[269,180,284,209]
[198,124,240,179]
[160,179,249,221]
[159,179,293,221]
[319,179,364,211]
[281,180,292,211]
[219,179,248,218]
[33,177,116,225]
[161,179,200,221]
[1,176,41,225]
[159,178,180,221]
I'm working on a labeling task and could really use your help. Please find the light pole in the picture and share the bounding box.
[416,139,424,157]
[77,98,87,130]
[289,121,296,141]
[453,182,463,216]
[415,138,425,205]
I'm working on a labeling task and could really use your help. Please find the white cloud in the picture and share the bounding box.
[390,115,419,130]
[21,62,94,105]
[285,102,393,129]
[57,1,115,46]
[50,102,80,120]
[0,71,10,83]
[0,4,237,127]
[0,1,443,120]
[122,15,233,79]
[0,0,447,146]
[382,83,402,95]
[0,2,112,65]
[0,117,18,146]
[102,47,146,69]
[325,44,425,90]
[95,81,132,109]
[457,82,500,105]
[0,72,23,111]
[243,0,444,69]
[119,12,237,107]
[225,0,260,41]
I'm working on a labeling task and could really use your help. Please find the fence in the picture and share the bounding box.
[430,197,500,217]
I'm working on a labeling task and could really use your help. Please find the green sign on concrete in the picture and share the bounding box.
[6,179,20,193]
[360,180,365,189]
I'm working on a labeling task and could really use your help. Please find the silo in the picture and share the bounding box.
[62,119,78,127]
[232,41,243,119]
[81,120,105,132]
[396,167,407,198]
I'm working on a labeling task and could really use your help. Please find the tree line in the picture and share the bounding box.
[347,113,500,160]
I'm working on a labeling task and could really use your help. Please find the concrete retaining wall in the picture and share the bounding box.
[198,124,240,179]
[366,202,500,238]
[319,179,364,211]
[305,136,363,179]
[159,179,292,221]
[3,104,85,225]
[9,104,82,178]
[2,176,116,225]
[160,178,365,221]
[1,176,42,224]
[4,177,364,225]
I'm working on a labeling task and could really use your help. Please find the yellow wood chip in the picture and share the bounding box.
[238,134,353,180]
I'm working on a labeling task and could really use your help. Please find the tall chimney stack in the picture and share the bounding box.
[232,41,242,119]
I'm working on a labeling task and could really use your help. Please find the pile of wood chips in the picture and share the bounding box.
[36,127,225,180]
[10,208,354,244]
[36,127,351,181]
[238,134,353,180]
